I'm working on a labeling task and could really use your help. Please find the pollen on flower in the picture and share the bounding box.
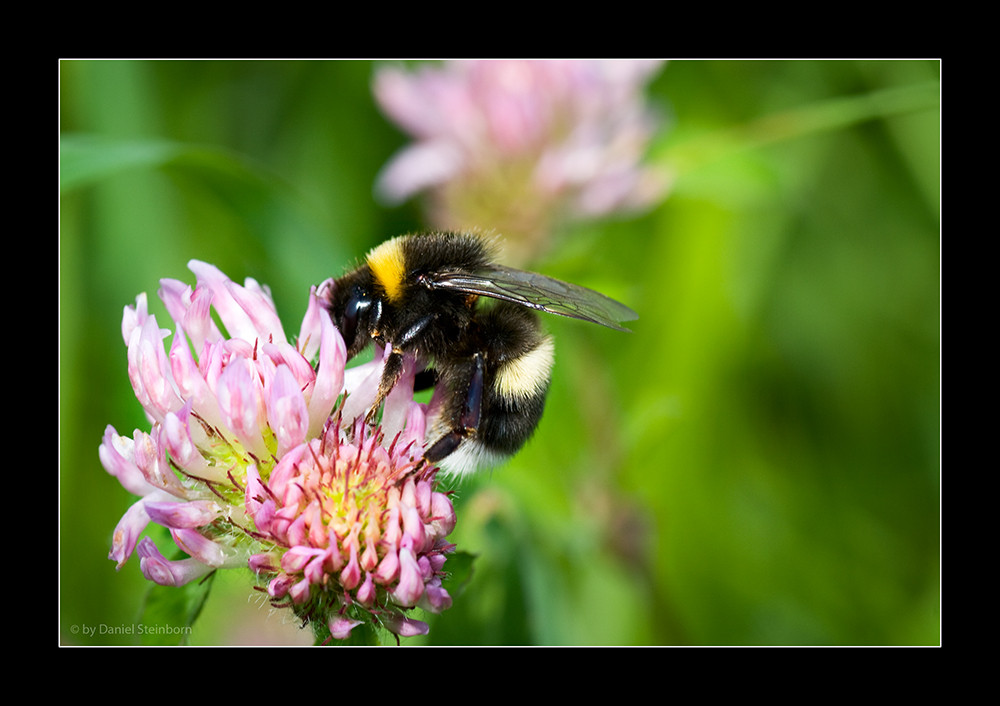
[247,415,455,637]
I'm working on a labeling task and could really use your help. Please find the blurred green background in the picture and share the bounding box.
[59,59,940,646]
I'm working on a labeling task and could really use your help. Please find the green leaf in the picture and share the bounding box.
[59,133,282,197]
[441,550,477,598]
[59,132,348,294]
[60,135,182,192]
[136,571,216,646]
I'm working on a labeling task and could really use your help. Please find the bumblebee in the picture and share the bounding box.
[325,232,637,477]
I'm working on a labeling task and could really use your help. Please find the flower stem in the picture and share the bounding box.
[659,80,940,176]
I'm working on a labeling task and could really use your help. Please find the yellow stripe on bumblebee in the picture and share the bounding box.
[366,236,407,303]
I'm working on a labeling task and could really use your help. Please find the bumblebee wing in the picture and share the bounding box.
[429,265,638,332]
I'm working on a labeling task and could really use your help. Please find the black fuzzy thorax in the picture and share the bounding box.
[399,232,497,274]
[386,232,498,362]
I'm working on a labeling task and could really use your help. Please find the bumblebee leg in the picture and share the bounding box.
[365,348,405,425]
[424,353,484,464]
[397,312,438,347]
[423,432,462,464]
[366,314,439,423]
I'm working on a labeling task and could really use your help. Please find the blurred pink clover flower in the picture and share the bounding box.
[373,59,670,260]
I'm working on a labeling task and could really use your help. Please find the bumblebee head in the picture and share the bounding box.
[328,266,382,359]
[328,236,428,358]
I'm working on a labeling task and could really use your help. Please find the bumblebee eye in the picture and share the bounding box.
[341,287,371,346]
